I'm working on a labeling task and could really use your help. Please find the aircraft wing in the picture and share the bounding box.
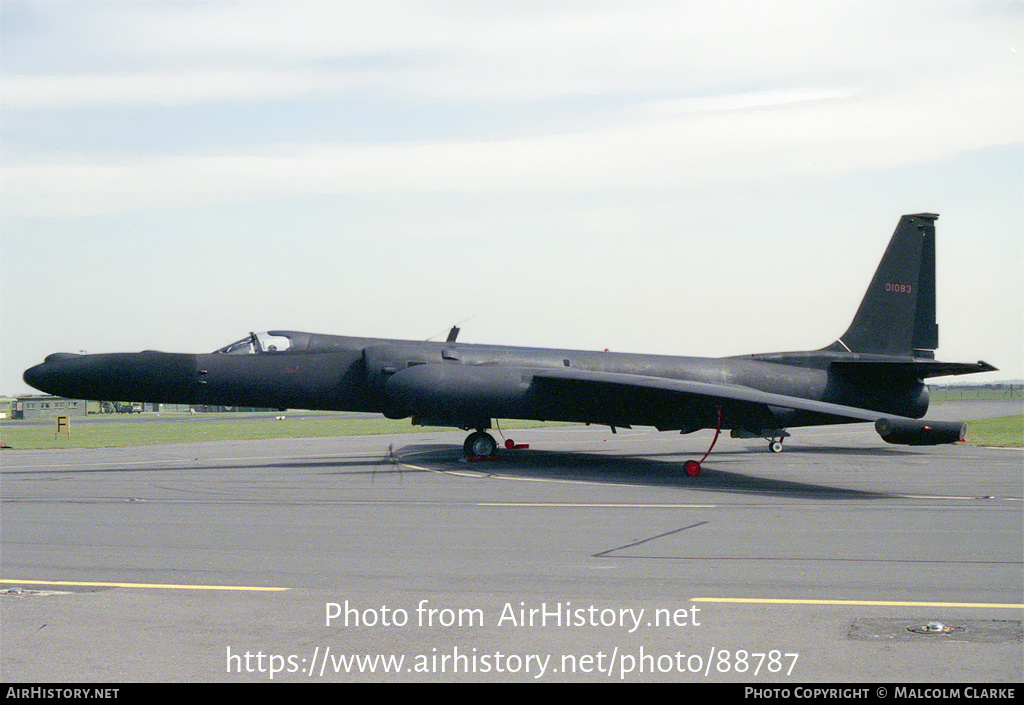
[527,368,965,444]
[532,368,887,423]
[385,363,966,445]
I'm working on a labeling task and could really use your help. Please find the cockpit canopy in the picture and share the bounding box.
[215,331,296,355]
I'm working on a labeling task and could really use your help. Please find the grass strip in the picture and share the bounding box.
[3,415,1019,450]
[0,416,565,450]
[964,415,1023,448]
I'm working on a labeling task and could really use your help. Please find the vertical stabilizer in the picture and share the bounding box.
[827,214,939,357]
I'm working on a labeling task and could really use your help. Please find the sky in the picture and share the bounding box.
[2,0,1021,396]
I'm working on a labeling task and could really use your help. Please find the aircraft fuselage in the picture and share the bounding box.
[23,331,929,435]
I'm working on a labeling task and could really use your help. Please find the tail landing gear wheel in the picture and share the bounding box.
[768,440,784,453]
[683,460,701,477]
[464,431,498,457]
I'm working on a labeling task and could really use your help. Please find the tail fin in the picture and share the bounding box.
[826,214,938,357]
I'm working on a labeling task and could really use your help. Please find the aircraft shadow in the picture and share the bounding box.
[393,443,893,500]
[4,443,902,499]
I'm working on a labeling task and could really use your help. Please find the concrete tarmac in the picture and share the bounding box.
[1,400,1021,683]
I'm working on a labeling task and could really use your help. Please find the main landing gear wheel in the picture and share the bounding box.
[683,460,702,477]
[768,440,784,453]
[464,431,498,457]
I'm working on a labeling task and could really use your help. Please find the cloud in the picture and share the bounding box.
[3,1,1016,106]
[0,68,373,109]
[4,72,1018,218]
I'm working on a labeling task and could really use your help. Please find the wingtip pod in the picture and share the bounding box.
[874,418,966,445]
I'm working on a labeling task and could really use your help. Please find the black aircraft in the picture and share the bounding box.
[24,213,995,475]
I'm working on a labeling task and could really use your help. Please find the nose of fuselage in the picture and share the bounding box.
[23,361,50,392]
[23,351,198,402]
[24,353,101,398]
[24,354,78,393]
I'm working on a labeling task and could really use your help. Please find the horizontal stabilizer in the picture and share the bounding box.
[830,359,997,380]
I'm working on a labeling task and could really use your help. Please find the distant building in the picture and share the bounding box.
[14,395,88,420]
[155,403,193,413]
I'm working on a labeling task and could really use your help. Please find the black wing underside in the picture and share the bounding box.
[529,368,933,432]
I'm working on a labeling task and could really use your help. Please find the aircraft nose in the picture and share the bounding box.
[24,351,199,402]
[23,362,50,392]
[23,354,85,396]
